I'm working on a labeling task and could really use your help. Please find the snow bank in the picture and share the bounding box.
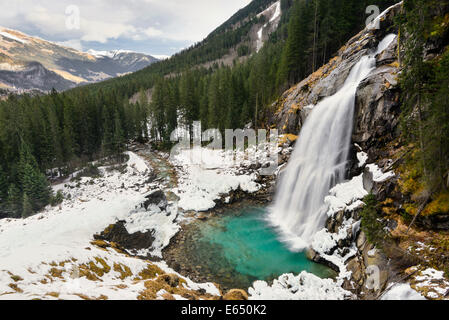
[171,147,261,212]
[248,272,351,300]
[0,30,28,44]
[367,163,395,183]
[124,207,180,258]
[0,151,219,300]
[125,151,149,173]
[357,150,368,167]
[0,153,149,271]
[325,174,368,217]
[382,283,425,300]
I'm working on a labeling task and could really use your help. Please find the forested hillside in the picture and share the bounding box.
[0,0,427,220]
[396,0,449,220]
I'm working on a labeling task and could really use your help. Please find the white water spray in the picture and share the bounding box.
[270,34,397,251]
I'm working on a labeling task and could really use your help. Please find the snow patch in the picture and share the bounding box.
[256,1,281,52]
[0,151,220,299]
[124,207,180,258]
[0,30,28,44]
[367,163,395,182]
[357,151,368,167]
[325,174,368,217]
[170,147,261,212]
[248,272,351,300]
[382,283,425,300]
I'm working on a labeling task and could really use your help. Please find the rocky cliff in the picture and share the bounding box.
[268,2,449,300]
[270,4,401,147]
[268,3,416,298]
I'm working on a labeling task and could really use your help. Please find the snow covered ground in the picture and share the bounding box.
[381,283,425,300]
[0,151,220,300]
[1,145,438,300]
[249,272,352,300]
[381,266,449,300]
[170,147,263,212]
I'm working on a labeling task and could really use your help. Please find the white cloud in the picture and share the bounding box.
[0,0,253,53]
[143,27,163,38]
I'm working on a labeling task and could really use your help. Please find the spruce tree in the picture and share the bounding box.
[22,193,33,218]
[18,141,52,214]
[0,165,7,202]
[113,109,125,156]
[7,184,21,217]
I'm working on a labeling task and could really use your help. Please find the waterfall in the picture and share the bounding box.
[269,34,397,251]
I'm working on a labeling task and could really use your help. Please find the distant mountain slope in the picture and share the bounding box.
[0,27,159,93]
[124,0,283,77]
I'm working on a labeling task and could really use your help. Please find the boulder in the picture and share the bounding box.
[362,167,374,193]
[94,221,155,253]
[158,274,181,287]
[346,257,365,286]
[143,190,167,211]
[305,247,319,261]
[305,247,340,272]
[223,289,248,300]
[356,231,367,250]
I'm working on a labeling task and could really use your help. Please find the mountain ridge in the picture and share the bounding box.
[0,27,159,93]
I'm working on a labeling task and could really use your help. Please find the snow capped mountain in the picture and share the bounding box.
[87,49,135,59]
[0,27,159,93]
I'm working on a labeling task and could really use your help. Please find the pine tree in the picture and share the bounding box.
[6,184,21,217]
[429,50,449,188]
[101,105,114,155]
[398,0,449,192]
[113,109,125,156]
[22,193,33,218]
[18,141,52,214]
[62,103,76,163]
[0,165,7,202]
[165,83,178,141]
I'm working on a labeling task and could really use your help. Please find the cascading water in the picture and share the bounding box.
[270,34,397,251]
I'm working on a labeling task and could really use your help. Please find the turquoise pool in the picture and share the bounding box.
[180,206,335,289]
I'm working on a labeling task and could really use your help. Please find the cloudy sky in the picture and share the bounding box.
[1,0,252,57]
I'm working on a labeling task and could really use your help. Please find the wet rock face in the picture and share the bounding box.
[353,42,401,154]
[346,144,364,179]
[305,247,340,273]
[94,221,155,254]
[270,4,401,146]
[269,3,405,299]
